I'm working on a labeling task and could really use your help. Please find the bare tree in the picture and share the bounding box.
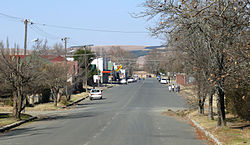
[137,0,249,126]
[32,39,50,55]
[0,42,44,119]
[106,46,136,76]
[143,49,161,74]
[43,64,68,106]
[52,42,65,56]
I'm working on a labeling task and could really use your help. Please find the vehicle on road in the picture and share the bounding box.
[127,77,134,83]
[160,78,167,84]
[120,79,127,84]
[89,89,102,100]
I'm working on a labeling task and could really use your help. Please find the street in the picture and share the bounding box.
[0,79,205,145]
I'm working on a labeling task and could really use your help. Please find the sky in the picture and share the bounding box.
[0,0,162,50]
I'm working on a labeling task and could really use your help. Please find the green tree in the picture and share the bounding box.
[73,48,95,90]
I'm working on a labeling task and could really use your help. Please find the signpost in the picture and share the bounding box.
[115,65,122,72]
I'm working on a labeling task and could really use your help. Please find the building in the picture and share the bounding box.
[91,57,110,84]
[176,73,195,86]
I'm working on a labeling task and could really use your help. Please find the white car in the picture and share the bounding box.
[89,89,102,100]
[160,79,167,84]
[127,78,134,83]
[120,79,127,84]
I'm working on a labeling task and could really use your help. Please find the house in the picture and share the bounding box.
[91,57,110,84]
[176,73,195,86]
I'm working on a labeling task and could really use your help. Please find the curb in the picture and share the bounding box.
[187,115,222,145]
[107,85,113,88]
[61,95,89,108]
[0,116,37,133]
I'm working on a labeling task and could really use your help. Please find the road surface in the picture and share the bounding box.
[0,79,205,145]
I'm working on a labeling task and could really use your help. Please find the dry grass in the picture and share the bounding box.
[0,106,12,112]
[190,111,250,145]
[175,84,250,145]
[0,113,31,127]
[0,92,89,127]
[69,92,88,102]
[25,103,63,111]
[0,92,89,113]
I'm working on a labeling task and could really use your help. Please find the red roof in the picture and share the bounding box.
[10,55,26,59]
[40,55,66,62]
[10,55,78,75]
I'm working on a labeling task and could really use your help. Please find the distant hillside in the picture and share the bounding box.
[91,45,146,51]
[90,45,165,57]
[144,45,166,50]
[131,50,150,57]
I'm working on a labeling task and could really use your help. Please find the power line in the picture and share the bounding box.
[33,22,148,34]
[29,24,61,40]
[0,12,23,21]
[0,12,148,34]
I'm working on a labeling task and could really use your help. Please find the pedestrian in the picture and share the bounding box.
[168,85,171,92]
[172,84,175,92]
[176,84,179,92]
[177,85,181,92]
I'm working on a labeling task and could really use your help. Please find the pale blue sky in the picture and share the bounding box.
[0,0,162,49]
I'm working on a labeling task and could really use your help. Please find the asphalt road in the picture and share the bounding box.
[0,79,205,145]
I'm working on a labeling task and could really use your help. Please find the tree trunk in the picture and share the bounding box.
[217,87,226,127]
[13,92,18,118]
[197,87,205,114]
[54,92,57,106]
[16,88,22,120]
[53,88,59,107]
[198,99,204,114]
[208,92,214,120]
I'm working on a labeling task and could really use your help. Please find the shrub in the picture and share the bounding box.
[226,85,250,121]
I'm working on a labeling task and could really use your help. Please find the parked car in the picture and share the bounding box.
[127,77,134,83]
[120,79,127,84]
[89,89,102,100]
[160,78,167,84]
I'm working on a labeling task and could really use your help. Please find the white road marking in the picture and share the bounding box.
[84,82,145,145]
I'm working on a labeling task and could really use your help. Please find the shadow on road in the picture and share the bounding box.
[36,111,100,122]
[0,126,59,140]
[76,99,115,107]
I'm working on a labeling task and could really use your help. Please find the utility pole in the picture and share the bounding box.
[61,37,69,100]
[97,56,99,88]
[23,19,28,58]
[84,46,88,93]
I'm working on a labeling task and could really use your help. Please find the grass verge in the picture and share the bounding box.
[0,113,31,127]
[162,109,250,145]
[163,83,250,145]
[189,111,250,145]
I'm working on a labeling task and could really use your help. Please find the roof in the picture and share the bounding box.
[40,55,66,62]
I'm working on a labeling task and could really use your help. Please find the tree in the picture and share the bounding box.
[0,41,44,119]
[143,49,161,74]
[43,64,68,106]
[52,42,65,56]
[73,47,95,91]
[32,39,50,55]
[137,0,249,126]
[106,46,136,76]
